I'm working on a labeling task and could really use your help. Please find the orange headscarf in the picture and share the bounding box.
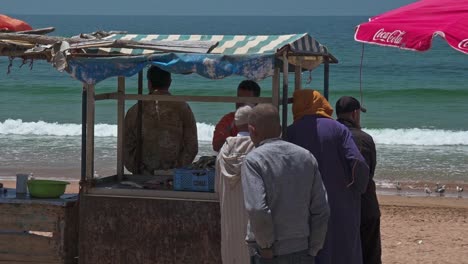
[292,89,334,121]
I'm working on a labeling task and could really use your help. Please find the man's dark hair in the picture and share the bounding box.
[147,66,171,89]
[238,80,261,97]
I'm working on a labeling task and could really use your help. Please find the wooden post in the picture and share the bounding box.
[324,56,330,100]
[272,66,280,107]
[117,77,125,180]
[136,71,143,174]
[282,53,289,138]
[85,84,95,181]
[294,64,302,90]
[81,86,87,182]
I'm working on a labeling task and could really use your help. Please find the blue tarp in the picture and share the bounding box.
[68,53,275,84]
[66,33,336,84]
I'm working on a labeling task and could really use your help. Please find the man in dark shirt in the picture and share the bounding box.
[336,96,381,264]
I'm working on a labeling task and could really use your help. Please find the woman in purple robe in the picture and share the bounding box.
[286,89,369,264]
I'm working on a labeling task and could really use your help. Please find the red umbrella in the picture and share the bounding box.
[0,14,32,32]
[354,0,468,54]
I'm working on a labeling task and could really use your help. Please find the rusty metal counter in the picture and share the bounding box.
[0,189,78,264]
[79,175,221,264]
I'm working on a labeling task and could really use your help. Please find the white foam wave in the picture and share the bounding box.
[2,119,467,146]
[0,119,214,141]
[364,128,468,146]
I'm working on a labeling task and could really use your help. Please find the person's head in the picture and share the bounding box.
[335,96,367,127]
[147,66,172,93]
[236,80,261,109]
[248,104,281,145]
[234,105,253,133]
[292,89,333,121]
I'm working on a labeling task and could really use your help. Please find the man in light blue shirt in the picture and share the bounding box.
[241,104,330,264]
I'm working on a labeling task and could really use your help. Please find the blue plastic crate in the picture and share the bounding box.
[173,168,215,192]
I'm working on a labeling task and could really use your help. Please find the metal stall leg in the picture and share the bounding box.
[85,84,95,183]
[80,86,87,191]
[136,71,143,175]
[282,54,289,138]
[117,77,126,181]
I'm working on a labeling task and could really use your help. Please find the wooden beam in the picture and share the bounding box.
[0,32,71,44]
[16,27,56,35]
[124,94,273,104]
[95,92,118,100]
[85,84,95,181]
[96,92,275,104]
[294,65,302,90]
[117,77,125,181]
[0,33,218,53]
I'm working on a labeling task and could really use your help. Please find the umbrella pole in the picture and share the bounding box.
[324,56,329,100]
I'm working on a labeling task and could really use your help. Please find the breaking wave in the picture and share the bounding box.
[0,119,214,142]
[1,119,468,145]
[364,128,468,146]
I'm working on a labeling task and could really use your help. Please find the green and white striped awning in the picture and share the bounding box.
[68,33,337,83]
[99,33,336,59]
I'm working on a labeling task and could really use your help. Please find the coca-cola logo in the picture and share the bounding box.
[458,39,468,49]
[373,29,406,45]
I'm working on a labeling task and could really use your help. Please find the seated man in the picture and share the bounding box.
[212,80,261,152]
[124,66,198,174]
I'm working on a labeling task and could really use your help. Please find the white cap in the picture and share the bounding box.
[234,105,253,126]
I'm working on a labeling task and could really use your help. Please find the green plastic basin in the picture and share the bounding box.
[27,179,70,198]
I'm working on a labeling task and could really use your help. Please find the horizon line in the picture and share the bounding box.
[8,13,373,17]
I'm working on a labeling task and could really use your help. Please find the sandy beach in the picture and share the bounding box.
[3,181,468,264]
[1,180,466,263]
[379,195,467,264]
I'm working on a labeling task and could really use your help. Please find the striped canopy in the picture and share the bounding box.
[67,33,337,84]
[99,33,332,56]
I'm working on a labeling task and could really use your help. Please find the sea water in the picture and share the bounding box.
[0,15,467,191]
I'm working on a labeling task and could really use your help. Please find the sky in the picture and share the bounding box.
[3,0,417,16]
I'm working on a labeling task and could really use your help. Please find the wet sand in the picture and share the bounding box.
[1,181,467,263]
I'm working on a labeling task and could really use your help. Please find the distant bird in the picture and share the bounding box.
[435,184,446,196]
[424,185,432,196]
[456,186,464,198]
[396,181,402,194]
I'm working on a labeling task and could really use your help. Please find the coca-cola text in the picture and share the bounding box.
[458,39,468,50]
[373,29,406,45]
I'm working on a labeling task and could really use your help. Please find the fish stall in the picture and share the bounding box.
[0,30,337,264]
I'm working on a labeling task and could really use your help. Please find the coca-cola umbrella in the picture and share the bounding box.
[354,0,468,54]
[0,14,32,32]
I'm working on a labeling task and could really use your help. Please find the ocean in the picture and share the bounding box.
[1,15,467,193]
